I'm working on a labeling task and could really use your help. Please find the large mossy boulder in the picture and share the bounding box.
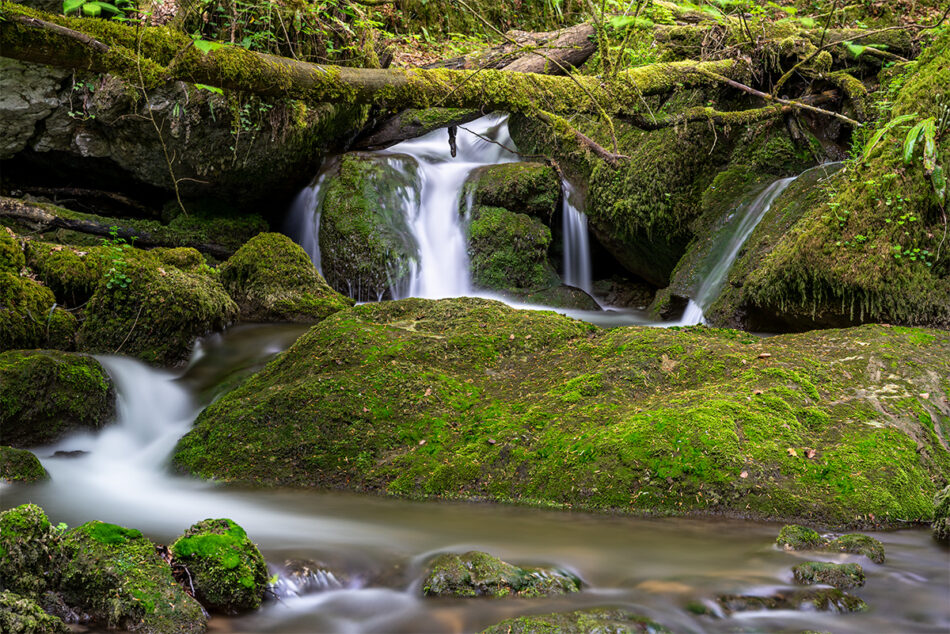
[23,241,103,307]
[468,206,559,292]
[318,153,419,301]
[463,162,560,220]
[220,233,352,322]
[0,349,115,447]
[480,608,668,633]
[0,590,68,634]
[170,518,268,614]
[422,551,580,598]
[173,298,950,528]
[933,485,950,543]
[0,446,48,483]
[77,246,237,366]
[60,521,206,634]
[0,504,62,598]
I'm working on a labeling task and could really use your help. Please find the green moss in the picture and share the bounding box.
[933,485,950,542]
[0,590,68,634]
[61,520,206,633]
[480,608,669,634]
[0,350,115,447]
[421,551,581,598]
[829,534,885,564]
[172,298,950,528]
[717,588,867,614]
[0,228,25,274]
[468,206,559,292]
[0,446,49,483]
[464,163,561,221]
[24,241,103,307]
[220,232,352,322]
[792,561,865,590]
[0,266,77,352]
[0,504,61,598]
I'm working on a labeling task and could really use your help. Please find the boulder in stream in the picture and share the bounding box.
[828,534,886,564]
[933,485,950,543]
[468,206,559,292]
[170,518,269,614]
[0,446,49,483]
[0,590,69,634]
[715,588,867,614]
[0,504,63,598]
[776,524,885,564]
[464,162,561,221]
[792,561,865,590]
[422,551,580,598]
[480,607,669,633]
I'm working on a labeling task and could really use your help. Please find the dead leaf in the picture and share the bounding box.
[418,440,426,446]
[740,471,748,478]
[758,353,772,359]
[787,448,798,457]
[509,334,515,340]
[487,438,496,445]
[753,389,763,395]
[660,354,677,373]
[424,388,432,397]
[805,448,816,459]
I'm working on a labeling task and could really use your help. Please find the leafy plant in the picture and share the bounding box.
[63,0,128,19]
[100,225,135,290]
[903,108,948,205]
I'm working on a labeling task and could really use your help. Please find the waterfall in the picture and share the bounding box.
[284,162,336,273]
[561,180,592,294]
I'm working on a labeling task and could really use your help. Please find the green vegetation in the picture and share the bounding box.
[464,163,561,221]
[792,561,866,590]
[0,590,68,634]
[776,524,885,563]
[422,551,581,598]
[933,485,950,542]
[0,446,49,483]
[0,350,115,447]
[480,608,668,633]
[468,206,559,292]
[0,504,61,598]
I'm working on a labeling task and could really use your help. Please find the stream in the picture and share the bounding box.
[3,324,948,633]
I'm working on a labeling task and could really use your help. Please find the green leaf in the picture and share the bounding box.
[843,41,867,58]
[922,118,937,172]
[799,17,816,28]
[193,39,225,54]
[81,2,101,16]
[194,83,224,95]
[931,165,946,204]
[63,0,85,13]
[91,1,123,14]
[862,113,916,162]
[903,121,926,164]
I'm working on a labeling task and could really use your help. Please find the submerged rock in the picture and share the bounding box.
[219,233,352,323]
[421,551,580,598]
[0,446,49,483]
[0,350,115,447]
[170,518,268,614]
[60,520,206,634]
[464,162,560,221]
[468,206,559,292]
[480,608,669,633]
[716,588,867,614]
[0,590,69,634]
[792,561,865,590]
[933,485,950,543]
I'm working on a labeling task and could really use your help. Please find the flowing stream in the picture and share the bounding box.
[2,325,948,634]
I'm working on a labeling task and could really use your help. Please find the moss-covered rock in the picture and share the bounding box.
[173,298,950,528]
[464,163,560,221]
[60,520,206,634]
[792,561,865,590]
[1,227,25,273]
[220,232,352,323]
[421,551,580,598]
[829,534,885,564]
[480,608,668,633]
[77,246,237,366]
[468,206,559,292]
[170,518,268,614]
[518,284,601,310]
[933,485,950,543]
[319,153,420,301]
[0,590,68,634]
[0,504,62,598]
[0,350,115,447]
[716,588,867,614]
[777,525,824,551]
[0,446,49,483]
[23,241,103,307]
[0,267,78,352]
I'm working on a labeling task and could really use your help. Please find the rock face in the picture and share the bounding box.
[479,608,668,633]
[464,163,560,221]
[173,297,950,527]
[0,350,115,447]
[170,518,269,614]
[220,233,353,323]
[421,551,580,598]
[468,206,559,292]
[0,446,49,483]
[792,561,865,590]
[933,485,950,543]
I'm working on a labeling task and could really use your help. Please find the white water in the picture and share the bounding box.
[284,165,335,272]
[561,180,593,294]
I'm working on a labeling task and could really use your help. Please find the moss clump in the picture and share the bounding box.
[0,227,25,273]
[0,504,62,599]
[0,591,68,634]
[170,518,268,614]
[172,297,950,528]
[77,246,237,366]
[220,232,352,323]
[933,485,950,543]
[0,266,78,352]
[480,608,669,633]
[792,561,865,590]
[0,350,115,447]
[24,241,103,307]
[464,162,561,221]
[716,588,867,614]
[468,206,559,292]
[319,153,420,301]
[829,534,885,564]
[0,446,49,483]
[422,551,580,598]
[776,524,824,551]
[519,285,601,310]
[60,520,206,634]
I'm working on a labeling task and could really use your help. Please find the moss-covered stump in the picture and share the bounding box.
[170,518,268,614]
[480,608,668,633]
[319,153,420,301]
[0,591,68,634]
[933,485,950,543]
[792,562,865,590]
[707,32,950,331]
[60,521,206,634]
[0,504,62,598]
[716,588,867,614]
[422,551,580,598]
[77,246,237,366]
[776,525,885,563]
[463,163,560,221]
[0,350,115,447]
[468,206,559,292]
[220,233,352,323]
[0,446,48,482]
[173,298,950,528]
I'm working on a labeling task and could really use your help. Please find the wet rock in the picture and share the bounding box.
[50,450,88,459]
[220,233,353,323]
[171,518,269,614]
[0,446,49,483]
[421,550,580,598]
[468,206,559,292]
[517,284,600,311]
[480,607,669,633]
[60,520,206,633]
[716,588,867,614]
[776,525,825,551]
[0,504,63,598]
[280,559,348,594]
[592,276,655,309]
[0,350,115,447]
[464,162,560,221]
[0,590,69,634]
[933,485,950,543]
[828,534,885,564]
[792,561,865,590]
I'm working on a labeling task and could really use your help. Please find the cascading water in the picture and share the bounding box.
[284,167,332,272]
[561,180,593,294]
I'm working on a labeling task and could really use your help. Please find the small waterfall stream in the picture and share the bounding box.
[561,180,593,294]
